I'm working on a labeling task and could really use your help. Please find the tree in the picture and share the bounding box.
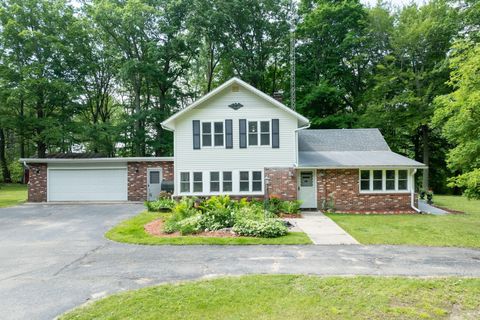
[433,41,480,198]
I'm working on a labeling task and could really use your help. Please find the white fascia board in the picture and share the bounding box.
[19,157,174,164]
[161,77,310,130]
[296,165,428,169]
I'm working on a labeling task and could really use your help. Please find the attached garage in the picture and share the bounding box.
[48,166,128,201]
[20,156,174,202]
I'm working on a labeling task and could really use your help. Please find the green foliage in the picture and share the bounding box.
[232,219,288,238]
[177,215,203,235]
[279,200,302,214]
[433,41,480,198]
[144,198,176,212]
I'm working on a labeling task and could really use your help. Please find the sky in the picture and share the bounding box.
[360,0,427,7]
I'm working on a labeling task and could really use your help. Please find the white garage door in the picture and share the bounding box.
[48,168,128,201]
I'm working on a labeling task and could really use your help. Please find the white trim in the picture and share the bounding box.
[358,168,411,194]
[20,157,173,164]
[297,165,427,169]
[161,77,310,131]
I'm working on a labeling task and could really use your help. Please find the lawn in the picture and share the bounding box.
[0,183,27,208]
[60,275,480,320]
[105,211,312,245]
[327,195,480,248]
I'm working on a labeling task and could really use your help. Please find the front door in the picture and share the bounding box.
[147,168,163,201]
[298,170,316,209]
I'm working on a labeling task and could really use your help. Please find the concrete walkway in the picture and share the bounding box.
[419,200,449,215]
[287,211,359,245]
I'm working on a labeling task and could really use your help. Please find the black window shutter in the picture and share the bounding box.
[272,119,279,148]
[225,119,233,149]
[193,120,200,150]
[239,119,247,148]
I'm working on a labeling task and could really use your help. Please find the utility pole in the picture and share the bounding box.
[290,0,297,111]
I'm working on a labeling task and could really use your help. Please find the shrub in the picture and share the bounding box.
[163,219,178,234]
[279,200,302,214]
[265,197,282,214]
[233,206,274,222]
[163,198,200,233]
[200,207,236,231]
[177,215,203,235]
[145,198,176,212]
[233,219,288,238]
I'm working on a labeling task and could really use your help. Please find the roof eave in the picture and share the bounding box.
[19,157,174,164]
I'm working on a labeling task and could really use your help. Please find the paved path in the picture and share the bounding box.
[0,204,479,320]
[288,211,359,245]
[419,199,449,215]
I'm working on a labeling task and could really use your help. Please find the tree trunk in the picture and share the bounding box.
[0,128,12,183]
[422,125,430,190]
[133,75,144,157]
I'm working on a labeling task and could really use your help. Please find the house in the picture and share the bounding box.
[21,77,426,212]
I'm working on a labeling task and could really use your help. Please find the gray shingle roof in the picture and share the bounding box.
[298,129,390,152]
[298,129,426,168]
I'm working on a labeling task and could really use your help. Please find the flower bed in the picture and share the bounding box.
[144,196,303,238]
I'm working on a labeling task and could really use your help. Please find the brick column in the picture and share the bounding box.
[28,163,47,202]
[265,167,297,200]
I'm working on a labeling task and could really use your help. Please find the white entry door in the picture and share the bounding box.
[147,168,163,201]
[298,170,317,209]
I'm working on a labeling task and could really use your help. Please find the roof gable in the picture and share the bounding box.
[161,77,309,130]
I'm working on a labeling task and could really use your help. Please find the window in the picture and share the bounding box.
[210,172,220,192]
[193,172,203,192]
[301,172,313,187]
[223,171,232,192]
[252,171,262,191]
[359,169,410,193]
[386,170,395,190]
[240,171,249,191]
[149,171,160,184]
[372,170,383,190]
[202,122,212,147]
[248,121,258,146]
[360,170,370,191]
[180,172,190,193]
[260,121,270,145]
[214,122,224,146]
[398,170,408,190]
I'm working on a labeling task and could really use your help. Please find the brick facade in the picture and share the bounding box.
[127,161,174,201]
[265,167,297,200]
[316,169,416,213]
[28,163,47,202]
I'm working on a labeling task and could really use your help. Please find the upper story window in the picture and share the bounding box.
[248,120,270,146]
[201,121,224,147]
[359,169,409,193]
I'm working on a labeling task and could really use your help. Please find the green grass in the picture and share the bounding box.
[60,275,480,320]
[105,211,312,245]
[327,195,480,248]
[0,183,27,208]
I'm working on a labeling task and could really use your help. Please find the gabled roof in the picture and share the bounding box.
[298,129,426,168]
[161,77,310,130]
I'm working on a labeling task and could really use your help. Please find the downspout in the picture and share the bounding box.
[410,168,422,213]
[294,122,310,167]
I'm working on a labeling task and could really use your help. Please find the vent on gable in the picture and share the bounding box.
[231,84,240,92]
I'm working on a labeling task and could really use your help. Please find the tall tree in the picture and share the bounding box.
[433,40,480,198]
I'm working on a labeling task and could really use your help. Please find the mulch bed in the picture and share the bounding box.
[144,219,238,238]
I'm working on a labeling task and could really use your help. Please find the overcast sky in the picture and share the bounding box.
[360,0,427,7]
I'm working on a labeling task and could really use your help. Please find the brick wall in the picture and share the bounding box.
[28,163,47,202]
[265,167,297,200]
[317,169,415,213]
[128,161,174,201]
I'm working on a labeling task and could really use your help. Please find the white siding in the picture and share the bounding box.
[172,85,299,195]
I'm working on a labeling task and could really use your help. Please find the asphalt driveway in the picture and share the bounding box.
[1,204,480,320]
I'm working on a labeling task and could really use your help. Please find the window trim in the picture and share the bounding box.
[180,172,190,193]
[359,169,410,193]
[246,119,272,148]
[201,120,225,148]
[193,171,203,193]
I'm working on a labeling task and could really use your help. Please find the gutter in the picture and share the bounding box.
[410,168,422,213]
[294,122,311,166]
